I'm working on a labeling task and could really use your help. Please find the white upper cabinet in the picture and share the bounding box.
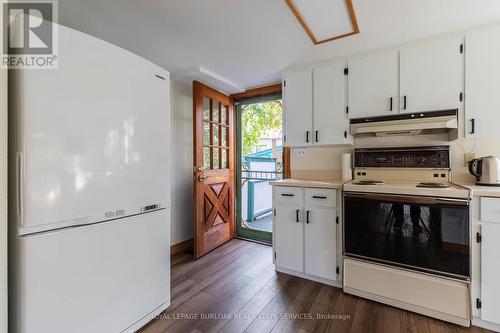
[283,69,313,146]
[465,26,500,139]
[313,63,349,145]
[348,51,399,118]
[400,36,464,113]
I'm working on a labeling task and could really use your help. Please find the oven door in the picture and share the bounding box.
[344,192,470,280]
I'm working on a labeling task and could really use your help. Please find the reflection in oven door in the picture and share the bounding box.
[343,193,470,279]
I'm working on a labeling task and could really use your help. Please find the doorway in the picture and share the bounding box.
[236,94,283,244]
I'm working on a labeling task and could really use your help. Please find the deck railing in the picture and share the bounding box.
[241,170,282,181]
[242,170,282,222]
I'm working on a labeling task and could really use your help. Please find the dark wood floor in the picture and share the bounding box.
[139,239,492,333]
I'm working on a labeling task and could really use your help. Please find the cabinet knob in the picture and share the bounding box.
[306,210,310,224]
[296,209,300,222]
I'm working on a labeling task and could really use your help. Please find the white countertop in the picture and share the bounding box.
[269,178,345,189]
[459,183,500,198]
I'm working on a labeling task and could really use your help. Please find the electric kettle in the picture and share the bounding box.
[468,156,500,186]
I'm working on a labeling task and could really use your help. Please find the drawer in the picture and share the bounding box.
[274,186,304,204]
[305,188,336,207]
[480,197,500,223]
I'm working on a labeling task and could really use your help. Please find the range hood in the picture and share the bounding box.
[350,109,458,140]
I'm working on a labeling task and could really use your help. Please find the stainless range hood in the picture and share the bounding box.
[350,109,458,140]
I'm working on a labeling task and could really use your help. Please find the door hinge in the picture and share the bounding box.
[346,106,349,114]
[336,266,340,274]
[273,209,276,216]
[476,298,482,309]
[336,216,339,224]
[476,232,482,243]
[460,43,464,54]
[344,67,349,75]
[459,92,463,102]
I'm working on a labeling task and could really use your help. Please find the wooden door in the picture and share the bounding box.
[283,69,313,146]
[274,205,304,272]
[304,206,337,280]
[193,81,235,258]
[348,50,399,118]
[399,36,464,113]
[313,63,350,145]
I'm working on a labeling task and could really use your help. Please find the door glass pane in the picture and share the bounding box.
[212,101,219,123]
[213,124,219,146]
[213,148,220,169]
[203,122,210,145]
[203,147,211,170]
[222,105,228,125]
[221,148,228,169]
[203,97,211,121]
[221,126,227,147]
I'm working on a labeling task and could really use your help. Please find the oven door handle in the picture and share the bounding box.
[344,192,470,206]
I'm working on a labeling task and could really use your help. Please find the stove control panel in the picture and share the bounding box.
[354,146,450,169]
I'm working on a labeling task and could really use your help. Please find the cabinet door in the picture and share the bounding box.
[465,26,500,139]
[274,205,303,272]
[283,69,313,146]
[304,207,337,280]
[313,63,349,145]
[400,36,464,113]
[481,223,500,325]
[348,51,399,118]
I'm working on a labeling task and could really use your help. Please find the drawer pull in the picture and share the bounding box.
[296,209,300,222]
[306,210,310,224]
[312,195,327,199]
[281,193,295,197]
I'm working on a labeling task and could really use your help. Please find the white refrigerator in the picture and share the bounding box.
[9,22,171,333]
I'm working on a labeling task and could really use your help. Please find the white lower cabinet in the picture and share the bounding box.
[480,223,500,325]
[273,185,340,286]
[274,205,303,272]
[471,196,500,330]
[304,207,337,280]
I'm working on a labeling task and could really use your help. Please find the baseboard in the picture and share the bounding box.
[472,318,500,332]
[171,239,193,256]
[275,266,342,288]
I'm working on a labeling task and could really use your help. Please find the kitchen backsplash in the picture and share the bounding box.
[291,133,500,184]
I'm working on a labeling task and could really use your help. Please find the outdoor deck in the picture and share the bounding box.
[245,212,272,233]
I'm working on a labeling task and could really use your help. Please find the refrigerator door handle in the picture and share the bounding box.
[17,152,24,223]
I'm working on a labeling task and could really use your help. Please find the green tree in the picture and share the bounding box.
[241,100,282,156]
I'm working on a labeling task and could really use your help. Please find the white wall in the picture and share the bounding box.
[170,81,194,245]
[291,135,500,184]
[0,4,7,330]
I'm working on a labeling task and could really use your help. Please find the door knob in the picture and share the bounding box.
[198,175,208,182]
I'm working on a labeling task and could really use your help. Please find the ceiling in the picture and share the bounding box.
[59,0,500,92]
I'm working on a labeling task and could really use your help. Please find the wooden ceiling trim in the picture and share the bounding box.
[230,83,282,101]
[285,0,359,45]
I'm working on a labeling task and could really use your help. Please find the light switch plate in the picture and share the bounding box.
[464,152,476,167]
